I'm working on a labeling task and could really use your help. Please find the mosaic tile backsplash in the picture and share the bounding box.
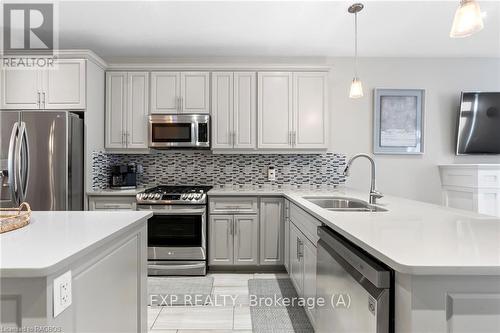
[92,151,347,190]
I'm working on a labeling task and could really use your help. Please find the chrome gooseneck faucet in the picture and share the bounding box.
[343,153,383,204]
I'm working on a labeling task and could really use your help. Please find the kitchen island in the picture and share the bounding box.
[208,187,500,332]
[0,210,152,332]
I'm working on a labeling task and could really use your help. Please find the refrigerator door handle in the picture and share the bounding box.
[14,122,29,202]
[8,122,19,205]
[20,122,30,201]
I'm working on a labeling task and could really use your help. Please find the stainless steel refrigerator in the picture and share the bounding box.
[0,111,83,210]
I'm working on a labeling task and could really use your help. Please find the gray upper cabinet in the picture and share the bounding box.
[150,72,180,113]
[181,72,210,113]
[212,72,233,149]
[257,72,293,149]
[43,59,87,109]
[1,66,40,109]
[1,59,86,110]
[212,71,256,150]
[292,72,328,149]
[257,71,328,150]
[105,71,149,150]
[150,71,209,114]
[234,215,259,265]
[259,197,284,265]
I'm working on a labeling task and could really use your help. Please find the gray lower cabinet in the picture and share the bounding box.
[302,234,317,326]
[289,222,304,295]
[208,214,259,266]
[289,220,318,327]
[284,199,291,272]
[259,197,284,265]
[208,215,234,265]
[234,215,259,265]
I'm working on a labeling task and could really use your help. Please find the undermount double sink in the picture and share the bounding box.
[303,196,388,212]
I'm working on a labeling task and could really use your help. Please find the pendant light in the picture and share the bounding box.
[348,3,364,99]
[450,0,484,38]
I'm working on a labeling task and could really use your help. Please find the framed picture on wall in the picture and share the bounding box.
[373,89,425,154]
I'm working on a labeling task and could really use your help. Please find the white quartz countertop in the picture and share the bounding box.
[0,211,152,277]
[87,188,144,196]
[209,187,500,275]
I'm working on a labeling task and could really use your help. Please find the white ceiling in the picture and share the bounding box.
[57,1,500,60]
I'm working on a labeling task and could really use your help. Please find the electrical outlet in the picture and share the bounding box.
[53,270,72,317]
[268,165,276,181]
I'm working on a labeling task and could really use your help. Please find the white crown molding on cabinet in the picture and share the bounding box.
[106,63,332,72]
[0,49,108,70]
[53,50,108,69]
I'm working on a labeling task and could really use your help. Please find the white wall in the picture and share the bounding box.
[328,57,500,204]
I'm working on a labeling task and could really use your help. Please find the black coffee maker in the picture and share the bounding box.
[110,164,137,189]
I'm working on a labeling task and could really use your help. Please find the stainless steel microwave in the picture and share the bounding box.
[149,114,210,149]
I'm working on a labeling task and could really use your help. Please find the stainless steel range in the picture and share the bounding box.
[137,185,212,276]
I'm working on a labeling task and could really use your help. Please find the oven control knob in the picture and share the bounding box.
[181,194,188,200]
[187,194,194,200]
[194,194,202,201]
[148,193,155,200]
[154,193,161,200]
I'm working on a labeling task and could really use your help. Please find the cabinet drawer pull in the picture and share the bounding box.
[96,203,132,209]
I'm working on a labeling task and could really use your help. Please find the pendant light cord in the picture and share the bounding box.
[354,11,358,78]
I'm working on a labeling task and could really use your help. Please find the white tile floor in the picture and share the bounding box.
[148,272,289,333]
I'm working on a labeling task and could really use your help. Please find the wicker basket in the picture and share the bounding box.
[0,202,31,234]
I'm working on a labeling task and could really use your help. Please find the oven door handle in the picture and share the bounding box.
[148,263,206,270]
[137,207,206,215]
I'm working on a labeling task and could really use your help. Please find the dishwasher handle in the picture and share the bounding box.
[318,226,391,289]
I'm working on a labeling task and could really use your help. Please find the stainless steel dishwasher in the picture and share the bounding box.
[316,226,393,333]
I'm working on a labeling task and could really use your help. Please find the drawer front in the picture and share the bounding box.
[478,170,500,188]
[89,196,137,211]
[290,203,321,245]
[440,167,476,188]
[209,197,258,214]
[440,166,500,189]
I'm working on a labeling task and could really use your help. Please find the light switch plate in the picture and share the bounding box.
[53,270,72,317]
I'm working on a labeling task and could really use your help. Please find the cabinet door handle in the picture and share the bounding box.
[180,97,183,112]
[296,237,300,260]
[297,238,303,260]
[293,132,296,146]
[37,92,41,108]
[42,92,46,108]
